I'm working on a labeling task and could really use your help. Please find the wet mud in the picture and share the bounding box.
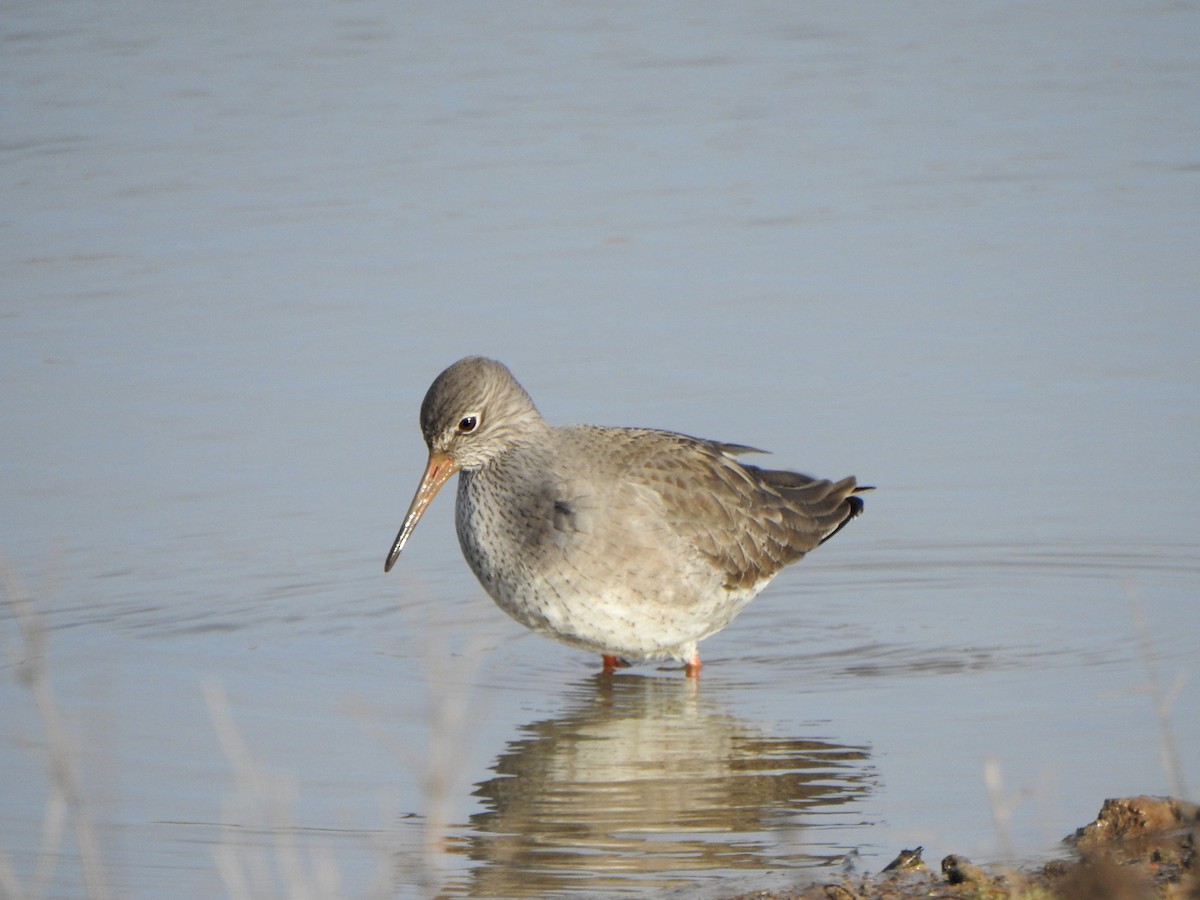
[729,796,1199,900]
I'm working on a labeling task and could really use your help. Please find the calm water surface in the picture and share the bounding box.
[3,2,1198,898]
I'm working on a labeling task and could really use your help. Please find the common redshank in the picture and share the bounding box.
[385,357,869,676]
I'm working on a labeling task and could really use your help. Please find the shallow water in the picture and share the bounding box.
[3,2,1199,897]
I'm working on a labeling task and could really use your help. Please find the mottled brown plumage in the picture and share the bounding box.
[385,356,869,675]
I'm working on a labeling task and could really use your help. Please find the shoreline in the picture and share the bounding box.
[727,796,1198,900]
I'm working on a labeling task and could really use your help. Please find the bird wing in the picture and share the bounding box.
[562,427,866,592]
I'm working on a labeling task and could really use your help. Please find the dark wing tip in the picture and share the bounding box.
[818,484,869,546]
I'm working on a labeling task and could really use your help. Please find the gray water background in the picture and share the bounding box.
[3,2,1198,897]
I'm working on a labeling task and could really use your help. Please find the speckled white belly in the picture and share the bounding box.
[455,469,766,661]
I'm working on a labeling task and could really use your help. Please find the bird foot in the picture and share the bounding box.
[684,654,702,678]
[601,654,630,674]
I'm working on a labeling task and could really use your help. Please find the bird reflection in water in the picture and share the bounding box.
[440,675,874,897]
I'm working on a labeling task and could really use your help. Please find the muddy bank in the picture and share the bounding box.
[729,796,1199,900]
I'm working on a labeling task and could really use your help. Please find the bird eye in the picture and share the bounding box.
[457,414,479,434]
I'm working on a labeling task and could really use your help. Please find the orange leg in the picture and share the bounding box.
[601,654,627,674]
[684,653,702,678]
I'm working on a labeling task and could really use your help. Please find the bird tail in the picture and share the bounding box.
[756,469,871,545]
[818,478,872,545]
